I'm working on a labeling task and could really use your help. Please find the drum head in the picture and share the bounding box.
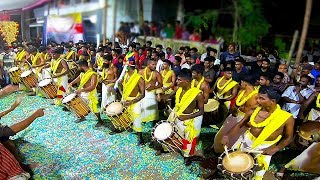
[204,99,220,112]
[8,67,19,72]
[38,79,52,87]
[21,70,32,77]
[153,122,173,140]
[222,151,254,173]
[298,121,320,141]
[62,93,77,104]
[105,102,124,116]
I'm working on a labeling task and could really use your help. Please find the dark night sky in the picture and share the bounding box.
[183,0,320,38]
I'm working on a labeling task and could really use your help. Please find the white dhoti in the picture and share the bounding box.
[80,90,99,114]
[125,96,142,132]
[285,142,320,174]
[101,83,116,110]
[174,114,203,157]
[53,75,68,105]
[307,108,320,122]
[141,90,159,122]
[42,68,52,80]
[213,110,247,153]
[232,130,280,179]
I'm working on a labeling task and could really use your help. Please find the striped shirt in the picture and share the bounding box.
[0,143,27,179]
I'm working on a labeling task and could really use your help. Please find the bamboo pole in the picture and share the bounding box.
[287,30,299,66]
[295,0,313,66]
[102,0,108,46]
[112,0,117,47]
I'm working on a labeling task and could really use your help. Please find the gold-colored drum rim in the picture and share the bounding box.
[222,151,254,173]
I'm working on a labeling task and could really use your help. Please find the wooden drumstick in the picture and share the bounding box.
[224,145,230,160]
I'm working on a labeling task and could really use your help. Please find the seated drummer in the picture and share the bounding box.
[221,86,294,179]
[68,60,103,127]
[157,68,204,166]
[213,76,259,153]
[117,60,145,145]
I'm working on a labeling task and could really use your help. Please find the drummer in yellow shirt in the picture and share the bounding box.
[69,60,103,127]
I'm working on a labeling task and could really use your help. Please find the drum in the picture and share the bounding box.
[204,99,220,112]
[62,93,90,117]
[38,79,57,99]
[151,120,183,152]
[296,121,320,148]
[104,101,133,130]
[217,149,258,180]
[8,67,22,84]
[20,70,38,88]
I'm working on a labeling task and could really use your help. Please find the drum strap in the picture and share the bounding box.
[51,58,62,75]
[17,50,26,61]
[122,70,142,100]
[191,76,204,89]
[251,107,292,149]
[175,87,201,115]
[79,69,97,89]
[161,69,173,84]
[66,51,74,60]
[31,53,41,66]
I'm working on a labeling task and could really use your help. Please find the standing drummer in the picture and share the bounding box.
[191,64,210,103]
[116,60,145,145]
[46,47,70,105]
[156,69,204,166]
[221,86,294,179]
[100,54,118,111]
[69,60,103,127]
[139,59,163,123]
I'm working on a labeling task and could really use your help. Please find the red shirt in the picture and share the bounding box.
[0,143,26,179]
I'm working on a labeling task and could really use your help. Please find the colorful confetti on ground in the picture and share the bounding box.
[0,92,318,179]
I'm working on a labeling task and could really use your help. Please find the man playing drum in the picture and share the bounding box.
[212,67,238,120]
[221,86,295,179]
[191,64,210,103]
[100,54,118,111]
[157,69,204,166]
[14,44,26,67]
[69,60,103,127]
[48,47,70,105]
[213,76,259,153]
[139,59,163,123]
[117,61,145,145]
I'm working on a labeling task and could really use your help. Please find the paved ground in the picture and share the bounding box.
[0,91,318,179]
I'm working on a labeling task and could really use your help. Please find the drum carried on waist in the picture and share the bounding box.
[38,78,57,99]
[295,121,320,149]
[151,120,183,152]
[20,70,38,88]
[62,93,90,117]
[217,149,258,180]
[8,67,22,84]
[104,101,133,130]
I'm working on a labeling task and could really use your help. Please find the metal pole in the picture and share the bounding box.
[102,0,108,45]
[112,0,117,47]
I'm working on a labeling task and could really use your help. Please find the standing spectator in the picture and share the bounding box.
[189,30,201,42]
[203,57,216,86]
[0,46,16,86]
[174,21,183,39]
[157,52,165,72]
[220,42,240,66]
[182,26,190,41]
[142,21,151,36]
[163,23,175,39]
[138,47,147,69]
[155,45,163,54]
[311,60,320,82]
[150,21,158,37]
[232,57,248,83]
[200,47,213,62]
[129,22,140,43]
[111,49,119,66]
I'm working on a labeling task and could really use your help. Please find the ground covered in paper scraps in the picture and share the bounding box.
[0,92,318,179]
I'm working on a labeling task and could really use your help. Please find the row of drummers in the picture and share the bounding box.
[8,46,320,178]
